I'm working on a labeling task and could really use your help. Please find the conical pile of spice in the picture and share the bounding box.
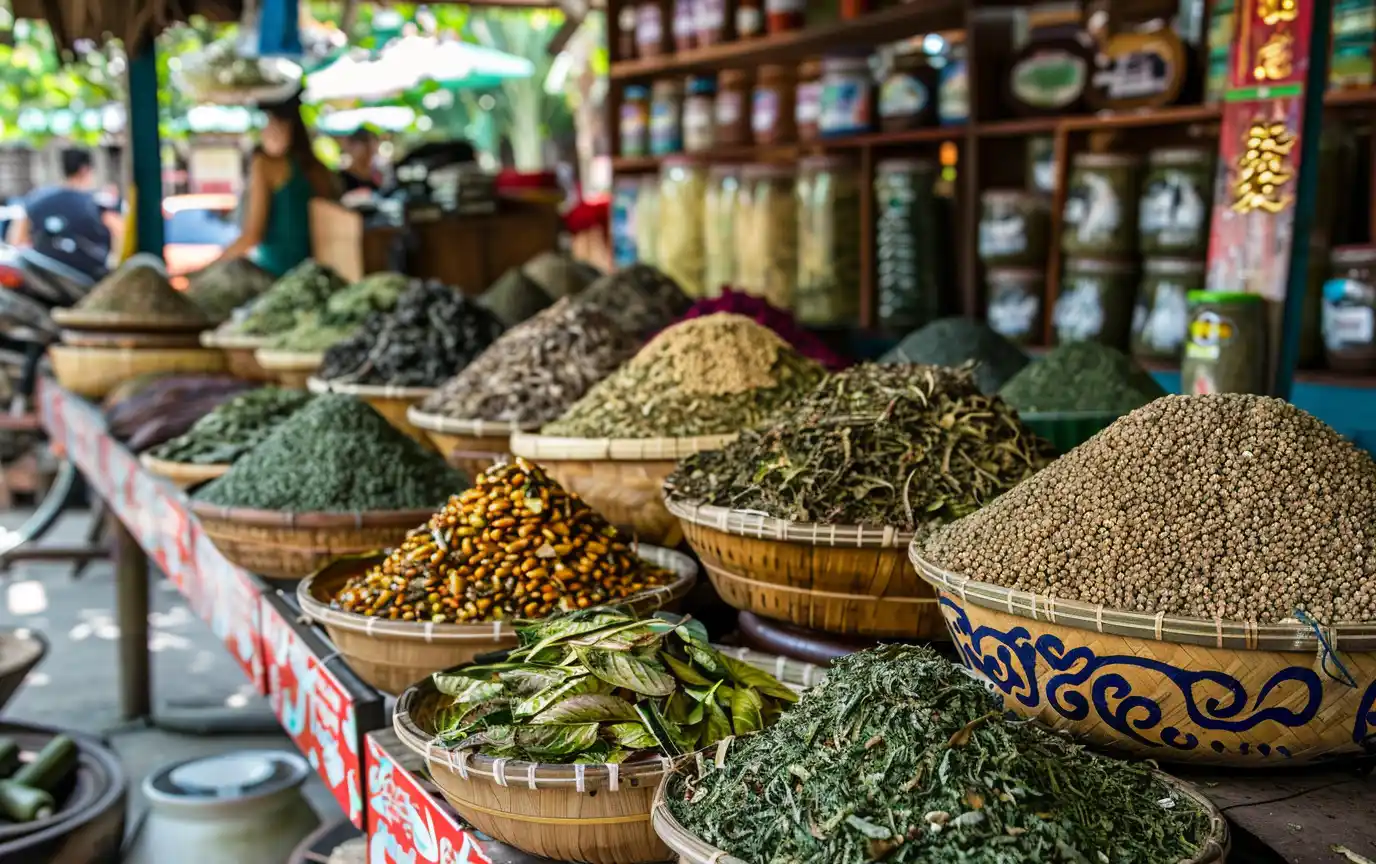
[268,271,409,351]
[922,394,1376,624]
[223,260,346,337]
[195,393,465,512]
[333,458,673,623]
[477,267,552,327]
[668,364,1054,530]
[149,388,313,465]
[522,251,600,299]
[421,297,641,426]
[667,288,849,370]
[882,317,1029,394]
[542,314,825,439]
[998,342,1166,413]
[574,264,692,339]
[71,263,208,326]
[667,645,1213,864]
[186,258,275,323]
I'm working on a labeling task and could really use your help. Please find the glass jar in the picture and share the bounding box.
[696,0,733,46]
[736,164,798,310]
[796,155,861,325]
[684,75,717,153]
[636,0,668,58]
[1131,257,1202,361]
[939,39,969,125]
[1027,135,1057,195]
[612,177,640,268]
[1062,152,1142,257]
[978,189,1050,267]
[1006,9,1094,116]
[1182,291,1266,394]
[874,158,944,332]
[795,58,824,142]
[716,69,752,146]
[620,85,651,157]
[1054,257,1138,348]
[704,165,741,297]
[1139,147,1215,257]
[753,64,797,144]
[986,267,1045,345]
[736,0,763,38]
[879,47,939,131]
[1323,244,1376,372]
[634,175,661,266]
[658,157,708,297]
[766,0,804,34]
[617,5,638,60]
[650,79,684,156]
[819,55,874,137]
[674,0,697,52]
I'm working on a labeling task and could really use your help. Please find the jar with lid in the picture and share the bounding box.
[650,79,684,156]
[939,38,969,125]
[620,85,651,157]
[1322,244,1376,372]
[1054,257,1138,348]
[1006,7,1095,115]
[1062,152,1142,257]
[695,0,734,46]
[612,177,640,268]
[979,189,1050,267]
[636,0,669,58]
[753,64,797,144]
[1131,257,1202,361]
[795,59,824,142]
[617,5,638,60]
[704,165,741,297]
[1027,135,1057,194]
[736,0,763,38]
[819,55,874,137]
[634,175,661,266]
[765,0,804,34]
[1181,291,1266,394]
[674,0,697,52]
[797,155,861,325]
[986,268,1045,344]
[716,70,752,146]
[1139,147,1214,257]
[736,164,798,309]
[657,157,708,297]
[880,47,939,131]
[684,76,717,153]
[874,158,944,332]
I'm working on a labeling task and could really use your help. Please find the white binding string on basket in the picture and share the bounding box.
[456,749,470,779]
[365,617,379,636]
[492,620,503,638]
[1214,617,1225,648]
[574,763,586,793]
[707,851,728,864]
[608,762,620,791]
[526,763,537,790]
[774,655,786,678]
[423,621,434,643]
[1095,603,1104,633]
[715,737,731,768]
[1154,611,1165,641]
[801,663,817,687]
[493,758,509,787]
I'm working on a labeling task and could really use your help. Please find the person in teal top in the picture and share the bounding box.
[212,95,337,275]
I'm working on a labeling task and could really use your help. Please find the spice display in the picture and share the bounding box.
[796,155,860,326]
[715,70,752,146]
[978,189,1050,267]
[195,393,465,512]
[543,314,824,439]
[878,46,939,131]
[226,260,347,337]
[335,459,674,624]
[1062,152,1141,257]
[427,608,797,763]
[696,0,732,45]
[73,264,208,325]
[668,645,1212,864]
[1131,257,1200,360]
[999,342,1166,414]
[704,166,740,298]
[669,288,848,370]
[1054,257,1138,347]
[522,252,599,300]
[1005,9,1093,115]
[651,79,683,157]
[479,268,554,327]
[421,298,641,426]
[923,393,1376,624]
[1322,244,1376,372]
[657,157,707,297]
[268,271,409,351]
[985,267,1044,345]
[186,258,275,324]
[882,317,1029,394]
[735,164,797,310]
[1181,291,1266,395]
[674,0,696,51]
[874,159,945,332]
[317,281,506,387]
[148,388,313,465]
[576,264,692,339]
[684,76,717,153]
[818,55,873,137]
[752,64,796,145]
[620,85,650,157]
[1139,147,1214,257]
[669,364,1052,530]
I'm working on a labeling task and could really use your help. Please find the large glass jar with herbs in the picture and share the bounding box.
[704,165,741,297]
[979,189,1050,267]
[1054,256,1138,347]
[874,158,944,332]
[796,155,860,325]
[1181,291,1266,394]
[634,174,661,266]
[1139,147,1214,257]
[985,267,1045,345]
[1323,244,1376,372]
[658,157,707,296]
[736,163,798,310]
[1061,152,1141,257]
[1131,256,1201,361]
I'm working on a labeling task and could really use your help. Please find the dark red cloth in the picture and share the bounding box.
[669,288,850,371]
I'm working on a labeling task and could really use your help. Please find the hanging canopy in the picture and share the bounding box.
[315,106,417,134]
[303,35,533,104]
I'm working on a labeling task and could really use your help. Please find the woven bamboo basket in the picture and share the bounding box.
[394,644,822,864]
[48,343,227,398]
[188,501,432,582]
[254,349,325,389]
[51,308,207,333]
[666,497,943,640]
[307,378,436,446]
[650,753,1229,864]
[911,545,1376,766]
[138,454,230,490]
[299,544,699,695]
[199,330,272,381]
[407,411,532,479]
[60,329,204,349]
[510,432,736,547]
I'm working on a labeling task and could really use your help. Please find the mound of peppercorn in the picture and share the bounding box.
[332,458,676,623]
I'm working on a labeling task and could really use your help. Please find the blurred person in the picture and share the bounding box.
[338,128,381,194]
[6,149,117,279]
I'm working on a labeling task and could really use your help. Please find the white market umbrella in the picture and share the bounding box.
[303,35,534,104]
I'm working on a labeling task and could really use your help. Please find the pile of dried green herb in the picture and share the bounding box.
[477,268,553,327]
[882,317,1029,394]
[268,272,409,351]
[523,252,600,299]
[223,260,345,337]
[148,388,312,465]
[668,645,1213,864]
[667,364,1054,530]
[74,264,208,325]
[574,264,692,339]
[194,393,465,511]
[430,610,796,764]
[543,314,825,439]
[186,258,276,323]
[998,342,1167,414]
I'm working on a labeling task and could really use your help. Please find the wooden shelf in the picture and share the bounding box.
[1294,369,1376,388]
[975,117,1063,138]
[824,125,966,147]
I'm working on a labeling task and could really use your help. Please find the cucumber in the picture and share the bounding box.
[0,780,53,821]
[13,736,77,792]
[0,738,20,778]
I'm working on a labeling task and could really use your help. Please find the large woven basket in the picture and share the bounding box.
[255,349,325,389]
[60,329,204,349]
[51,308,207,333]
[510,432,736,547]
[307,378,436,447]
[48,344,227,398]
[650,753,1229,864]
[911,545,1376,766]
[299,544,699,695]
[407,411,532,479]
[138,454,230,490]
[394,645,822,864]
[187,501,432,582]
[199,330,271,380]
[667,498,943,640]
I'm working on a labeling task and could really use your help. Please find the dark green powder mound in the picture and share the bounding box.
[882,317,1029,394]
[999,342,1167,414]
[195,394,467,511]
[668,645,1213,864]
[149,388,313,465]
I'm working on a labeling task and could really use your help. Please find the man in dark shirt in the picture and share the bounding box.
[7,149,113,279]
[338,129,381,195]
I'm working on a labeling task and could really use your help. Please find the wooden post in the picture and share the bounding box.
[127,39,165,259]
[109,514,151,721]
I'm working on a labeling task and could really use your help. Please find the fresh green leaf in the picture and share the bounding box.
[720,653,800,702]
[689,645,727,680]
[514,674,609,718]
[703,694,732,746]
[433,675,504,706]
[575,646,676,696]
[517,612,634,656]
[731,686,765,736]
[515,723,600,757]
[664,653,714,686]
[569,620,660,651]
[455,724,515,751]
[668,690,706,725]
[636,703,684,756]
[572,741,611,763]
[605,721,658,750]
[498,667,570,698]
[530,694,638,725]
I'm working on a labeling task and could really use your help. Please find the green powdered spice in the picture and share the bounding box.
[149,388,313,465]
[195,393,466,511]
[186,258,276,323]
[668,364,1053,530]
[76,264,208,324]
[227,260,346,337]
[268,272,409,351]
[543,314,824,439]
[668,645,1213,864]
[999,342,1168,413]
[883,317,1029,394]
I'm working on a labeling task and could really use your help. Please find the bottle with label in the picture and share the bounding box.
[880,45,939,131]
[1062,152,1142,257]
[736,163,799,309]
[650,79,684,156]
[683,75,717,153]
[939,39,969,126]
[795,58,824,142]
[1027,135,1058,194]
[1054,257,1138,348]
[705,165,741,297]
[1181,291,1266,394]
[1006,6,1095,116]
[674,0,697,52]
[736,0,764,38]
[612,177,640,268]
[617,5,638,60]
[716,69,753,146]
[658,157,709,297]
[1139,147,1214,257]
[796,155,861,325]
[875,158,945,332]
[752,64,797,144]
[620,85,651,157]
[979,189,1050,267]
[1323,244,1376,372]
[1131,257,1203,361]
[695,0,734,46]
[636,0,669,58]
[765,0,804,33]
[819,55,874,137]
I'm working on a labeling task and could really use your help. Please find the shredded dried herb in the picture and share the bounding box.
[226,260,346,337]
[149,388,312,465]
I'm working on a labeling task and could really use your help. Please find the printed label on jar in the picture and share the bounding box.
[674,0,695,38]
[1140,170,1207,243]
[796,82,822,126]
[879,74,929,119]
[619,106,648,154]
[1323,278,1376,350]
[820,77,871,134]
[1011,50,1089,109]
[978,213,1027,260]
[736,5,762,35]
[716,92,742,126]
[1135,280,1188,352]
[637,6,663,45]
[988,286,1040,338]
[696,0,724,32]
[765,0,804,14]
[651,104,681,153]
[1186,310,1235,357]
[939,63,969,124]
[684,100,714,151]
[752,89,779,135]
[1065,180,1122,244]
[1053,278,1106,342]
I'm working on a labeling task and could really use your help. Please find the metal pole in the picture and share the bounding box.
[127,38,164,258]
[108,513,151,721]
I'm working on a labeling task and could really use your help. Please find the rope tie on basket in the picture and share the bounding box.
[365,617,378,636]
[423,621,434,643]
[1095,603,1104,633]
[457,749,470,779]
[801,662,817,687]
[526,763,537,790]
[1296,608,1357,688]
[574,763,586,793]
[608,762,620,791]
[493,758,509,787]
[775,655,787,678]
[1214,617,1225,649]
[352,511,364,529]
[1154,612,1165,641]
[715,737,731,768]
[880,526,895,549]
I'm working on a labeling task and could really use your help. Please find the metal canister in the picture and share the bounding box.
[1061,152,1142,257]
[1181,290,1267,394]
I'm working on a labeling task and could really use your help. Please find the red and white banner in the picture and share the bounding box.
[365,735,490,864]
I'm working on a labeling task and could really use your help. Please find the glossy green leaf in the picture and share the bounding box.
[664,653,713,686]
[688,645,727,680]
[513,674,609,718]
[498,667,569,698]
[569,620,660,651]
[530,694,638,725]
[575,646,676,696]
[703,696,732,747]
[433,675,504,705]
[605,721,658,750]
[731,686,765,736]
[719,653,799,702]
[515,723,600,757]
